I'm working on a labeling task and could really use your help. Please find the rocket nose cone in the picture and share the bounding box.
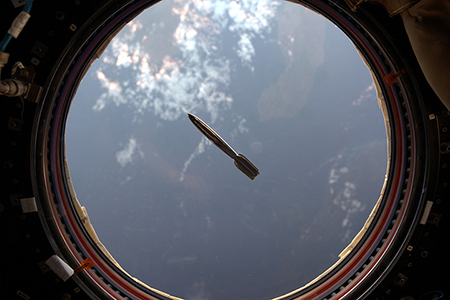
[187,113,198,124]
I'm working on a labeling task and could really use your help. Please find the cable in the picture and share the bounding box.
[0,0,33,96]
[0,35,13,52]
[0,0,33,52]
[23,0,33,13]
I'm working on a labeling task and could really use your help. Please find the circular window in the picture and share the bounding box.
[32,0,431,299]
[65,0,387,299]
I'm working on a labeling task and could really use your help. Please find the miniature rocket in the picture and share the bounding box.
[187,113,260,180]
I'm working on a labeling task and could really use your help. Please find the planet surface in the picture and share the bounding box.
[66,0,388,299]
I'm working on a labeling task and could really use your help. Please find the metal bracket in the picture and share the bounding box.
[393,273,408,287]
[11,63,43,103]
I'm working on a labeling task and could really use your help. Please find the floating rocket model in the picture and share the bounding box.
[187,113,260,180]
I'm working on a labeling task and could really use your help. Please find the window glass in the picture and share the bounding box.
[66,0,387,299]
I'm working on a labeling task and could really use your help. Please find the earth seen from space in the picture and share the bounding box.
[65,0,388,299]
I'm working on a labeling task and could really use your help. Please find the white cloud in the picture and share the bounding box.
[352,83,375,106]
[94,0,279,118]
[93,71,126,111]
[228,0,279,64]
[236,33,255,67]
[179,136,210,181]
[116,137,143,167]
[327,153,366,240]
[92,0,279,175]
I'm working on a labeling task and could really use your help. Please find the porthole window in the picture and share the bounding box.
[65,0,387,299]
[33,0,429,298]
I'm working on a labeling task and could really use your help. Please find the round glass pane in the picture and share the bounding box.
[65,0,388,299]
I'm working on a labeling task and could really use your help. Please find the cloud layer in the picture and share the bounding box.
[89,0,279,171]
